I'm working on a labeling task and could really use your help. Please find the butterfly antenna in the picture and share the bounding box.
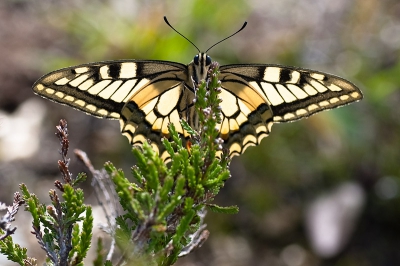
[164,16,200,53]
[206,21,247,53]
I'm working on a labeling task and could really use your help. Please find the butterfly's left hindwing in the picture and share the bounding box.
[218,64,363,156]
[33,60,191,160]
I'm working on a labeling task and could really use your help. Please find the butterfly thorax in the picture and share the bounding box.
[189,53,212,85]
[183,53,212,131]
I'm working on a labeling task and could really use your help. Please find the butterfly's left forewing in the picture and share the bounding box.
[33,60,192,159]
[218,64,363,157]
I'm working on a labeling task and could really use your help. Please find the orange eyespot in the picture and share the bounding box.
[186,139,192,154]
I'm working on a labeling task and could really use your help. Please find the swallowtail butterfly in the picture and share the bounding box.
[33,18,363,160]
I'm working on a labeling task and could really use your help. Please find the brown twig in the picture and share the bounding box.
[55,119,72,186]
[0,192,25,240]
[75,149,119,261]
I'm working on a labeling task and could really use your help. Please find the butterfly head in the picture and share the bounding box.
[192,52,212,84]
[163,16,246,85]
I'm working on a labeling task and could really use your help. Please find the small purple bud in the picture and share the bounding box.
[203,107,211,115]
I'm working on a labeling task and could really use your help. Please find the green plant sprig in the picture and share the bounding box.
[109,62,238,266]
[0,119,94,266]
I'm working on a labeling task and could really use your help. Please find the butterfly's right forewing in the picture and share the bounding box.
[218,64,363,157]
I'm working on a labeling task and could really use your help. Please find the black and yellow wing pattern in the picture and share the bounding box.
[33,56,362,160]
[217,64,362,156]
[33,59,196,160]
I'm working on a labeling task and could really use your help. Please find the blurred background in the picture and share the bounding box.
[0,0,399,265]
